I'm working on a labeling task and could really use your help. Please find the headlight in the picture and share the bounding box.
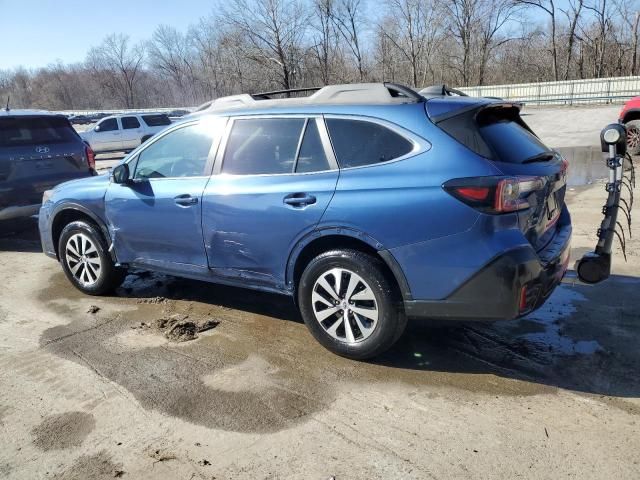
[603,128,621,144]
[42,189,53,204]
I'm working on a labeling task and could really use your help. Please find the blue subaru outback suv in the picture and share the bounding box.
[39,83,571,359]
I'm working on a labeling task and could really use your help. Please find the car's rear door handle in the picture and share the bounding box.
[174,194,198,206]
[284,193,316,207]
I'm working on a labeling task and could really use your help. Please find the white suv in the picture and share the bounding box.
[80,113,172,153]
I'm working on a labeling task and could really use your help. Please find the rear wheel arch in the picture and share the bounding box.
[51,207,112,260]
[622,109,640,124]
[288,231,411,304]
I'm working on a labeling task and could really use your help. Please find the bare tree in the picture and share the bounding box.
[517,0,559,80]
[221,0,309,90]
[378,0,443,87]
[561,0,585,79]
[477,0,519,86]
[309,0,338,85]
[86,34,145,108]
[148,25,198,104]
[330,0,367,81]
[583,0,613,77]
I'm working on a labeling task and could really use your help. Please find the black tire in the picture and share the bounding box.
[625,119,640,155]
[297,249,406,360]
[58,220,126,295]
[141,135,153,144]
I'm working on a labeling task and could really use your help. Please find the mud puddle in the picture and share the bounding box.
[36,267,640,432]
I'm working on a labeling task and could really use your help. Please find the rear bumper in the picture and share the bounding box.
[0,203,40,221]
[404,223,572,321]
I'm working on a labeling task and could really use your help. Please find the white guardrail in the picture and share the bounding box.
[458,76,640,105]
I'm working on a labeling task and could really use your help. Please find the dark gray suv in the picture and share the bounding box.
[0,110,95,224]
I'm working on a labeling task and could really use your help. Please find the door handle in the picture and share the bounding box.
[284,193,316,207]
[174,194,198,206]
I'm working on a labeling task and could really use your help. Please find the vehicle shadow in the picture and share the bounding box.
[375,274,640,399]
[119,267,640,399]
[117,269,301,323]
[0,218,42,253]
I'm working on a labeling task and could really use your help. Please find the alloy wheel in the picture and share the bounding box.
[65,233,102,287]
[311,268,379,344]
[627,125,640,150]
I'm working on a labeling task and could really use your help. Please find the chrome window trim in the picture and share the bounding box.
[322,114,431,170]
[213,114,339,177]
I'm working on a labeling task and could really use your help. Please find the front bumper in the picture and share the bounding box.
[404,223,572,321]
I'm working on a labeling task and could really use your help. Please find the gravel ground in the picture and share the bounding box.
[0,179,639,478]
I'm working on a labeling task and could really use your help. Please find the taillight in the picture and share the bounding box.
[444,176,547,214]
[85,144,96,170]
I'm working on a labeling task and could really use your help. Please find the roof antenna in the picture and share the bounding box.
[4,96,9,112]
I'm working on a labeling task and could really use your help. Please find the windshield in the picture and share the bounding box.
[0,116,78,147]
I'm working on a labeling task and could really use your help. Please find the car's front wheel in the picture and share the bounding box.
[298,249,406,360]
[58,220,126,295]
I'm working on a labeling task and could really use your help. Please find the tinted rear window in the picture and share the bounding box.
[438,106,551,164]
[0,116,78,147]
[142,114,171,127]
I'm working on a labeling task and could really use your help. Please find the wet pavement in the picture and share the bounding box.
[1,182,639,479]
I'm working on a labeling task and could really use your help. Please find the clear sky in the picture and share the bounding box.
[0,0,217,70]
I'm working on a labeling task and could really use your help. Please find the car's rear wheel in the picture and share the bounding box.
[298,249,406,360]
[58,220,126,295]
[626,119,640,155]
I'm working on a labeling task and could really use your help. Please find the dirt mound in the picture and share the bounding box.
[155,314,219,342]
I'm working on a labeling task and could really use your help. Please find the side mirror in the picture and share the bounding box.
[95,125,101,132]
[112,163,131,184]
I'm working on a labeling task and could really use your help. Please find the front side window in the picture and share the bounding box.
[326,118,413,168]
[98,118,118,132]
[121,116,140,129]
[222,118,305,175]
[133,123,213,179]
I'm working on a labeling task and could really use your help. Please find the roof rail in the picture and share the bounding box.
[419,84,469,98]
[202,83,425,112]
[252,87,322,99]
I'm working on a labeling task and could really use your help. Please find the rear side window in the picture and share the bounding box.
[0,116,78,147]
[222,118,305,175]
[326,119,413,168]
[438,106,551,164]
[121,116,140,129]
[142,114,171,127]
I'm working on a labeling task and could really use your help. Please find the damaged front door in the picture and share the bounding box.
[105,120,225,269]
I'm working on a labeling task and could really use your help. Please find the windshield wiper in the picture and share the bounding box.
[522,152,555,164]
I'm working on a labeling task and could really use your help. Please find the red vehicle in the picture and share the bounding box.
[619,97,640,154]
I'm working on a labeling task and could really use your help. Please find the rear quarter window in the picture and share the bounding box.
[142,114,172,127]
[326,118,413,168]
[0,116,78,147]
